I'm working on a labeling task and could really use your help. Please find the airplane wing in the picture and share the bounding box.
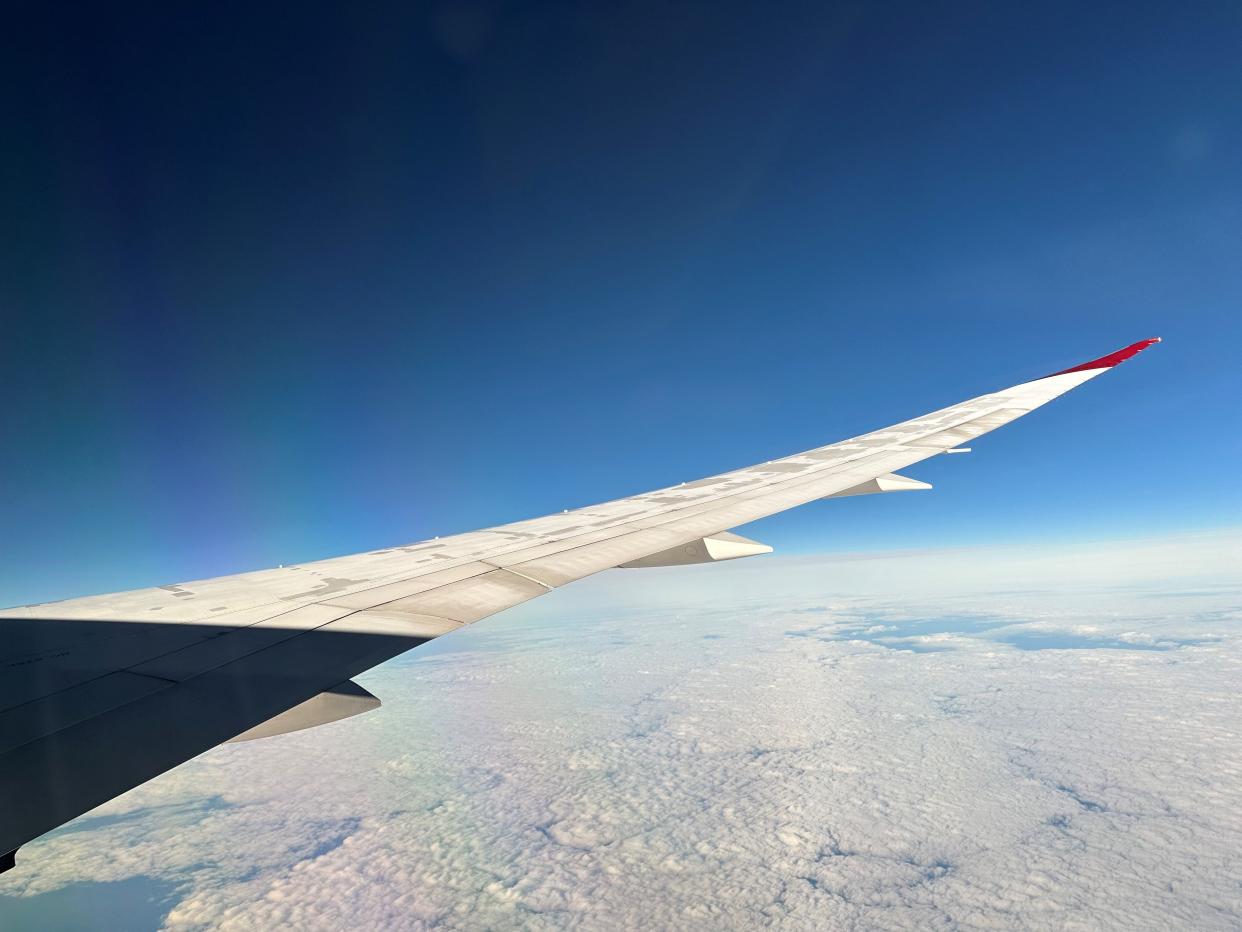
[0,338,1160,870]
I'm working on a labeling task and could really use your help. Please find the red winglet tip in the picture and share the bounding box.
[1045,337,1162,378]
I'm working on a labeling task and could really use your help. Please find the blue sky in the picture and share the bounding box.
[1,1,1239,606]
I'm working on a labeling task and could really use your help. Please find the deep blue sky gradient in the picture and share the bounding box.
[2,1,1239,605]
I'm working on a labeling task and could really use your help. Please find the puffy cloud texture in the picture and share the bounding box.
[2,531,1240,930]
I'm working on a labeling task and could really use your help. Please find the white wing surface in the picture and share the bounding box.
[0,339,1160,870]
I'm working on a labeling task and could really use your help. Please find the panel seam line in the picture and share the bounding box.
[481,562,554,590]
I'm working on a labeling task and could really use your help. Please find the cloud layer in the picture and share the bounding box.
[2,532,1240,930]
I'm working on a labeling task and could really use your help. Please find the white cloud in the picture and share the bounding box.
[2,532,1241,930]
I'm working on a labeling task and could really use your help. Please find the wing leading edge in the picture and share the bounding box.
[0,338,1160,869]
